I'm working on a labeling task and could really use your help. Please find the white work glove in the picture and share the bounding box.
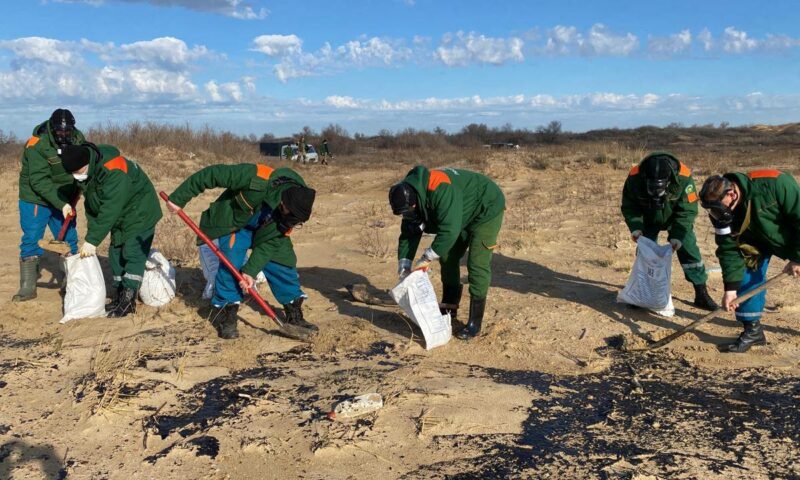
[62,204,74,219]
[413,247,440,271]
[669,239,682,251]
[398,258,412,280]
[79,242,97,258]
[631,230,642,242]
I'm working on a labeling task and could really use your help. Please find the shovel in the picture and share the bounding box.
[646,272,789,350]
[159,191,315,342]
[38,207,77,256]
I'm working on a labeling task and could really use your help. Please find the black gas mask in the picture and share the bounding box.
[50,108,76,148]
[700,176,735,227]
[389,182,424,235]
[641,154,677,210]
[272,180,316,235]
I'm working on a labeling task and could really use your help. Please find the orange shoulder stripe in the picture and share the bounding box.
[103,156,128,174]
[26,136,40,148]
[427,169,451,191]
[256,164,274,180]
[748,169,782,179]
[628,165,640,176]
[678,162,691,177]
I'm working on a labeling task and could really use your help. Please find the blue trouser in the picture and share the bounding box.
[211,208,304,308]
[735,256,771,323]
[18,200,78,258]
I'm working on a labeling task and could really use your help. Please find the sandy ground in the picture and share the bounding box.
[1,149,799,479]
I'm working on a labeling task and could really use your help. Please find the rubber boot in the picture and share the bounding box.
[693,284,719,311]
[440,283,463,322]
[108,287,137,318]
[105,285,123,312]
[12,256,40,302]
[209,305,228,336]
[724,321,767,353]
[218,304,239,339]
[283,297,318,333]
[455,297,486,340]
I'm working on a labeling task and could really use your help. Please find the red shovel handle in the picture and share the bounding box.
[159,191,283,327]
[57,194,80,241]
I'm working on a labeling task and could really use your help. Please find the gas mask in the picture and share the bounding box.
[272,208,304,235]
[50,108,76,148]
[699,176,736,227]
[641,154,677,210]
[272,181,316,235]
[401,209,425,236]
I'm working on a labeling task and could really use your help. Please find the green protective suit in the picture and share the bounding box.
[18,120,86,209]
[713,170,800,291]
[398,166,505,299]
[620,153,708,285]
[78,144,162,289]
[168,163,306,272]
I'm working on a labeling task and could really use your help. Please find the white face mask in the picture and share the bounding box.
[72,173,88,182]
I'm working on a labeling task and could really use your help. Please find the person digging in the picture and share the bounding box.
[699,170,800,353]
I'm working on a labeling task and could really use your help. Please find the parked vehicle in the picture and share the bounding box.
[259,141,319,163]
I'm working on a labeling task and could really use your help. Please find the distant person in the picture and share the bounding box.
[389,166,505,340]
[320,139,332,165]
[59,143,162,317]
[166,164,317,340]
[620,152,718,311]
[14,109,85,302]
[298,135,307,164]
[699,170,800,353]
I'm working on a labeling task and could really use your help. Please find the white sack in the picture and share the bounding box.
[139,249,176,307]
[390,270,452,349]
[60,255,106,324]
[617,236,675,317]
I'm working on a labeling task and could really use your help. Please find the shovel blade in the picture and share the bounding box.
[38,240,71,255]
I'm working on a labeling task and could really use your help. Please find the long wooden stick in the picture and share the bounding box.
[647,272,789,350]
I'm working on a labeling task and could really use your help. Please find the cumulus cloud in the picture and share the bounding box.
[55,0,268,19]
[251,35,302,57]
[254,35,413,82]
[697,28,714,52]
[544,24,638,56]
[435,31,524,66]
[648,29,692,56]
[324,95,361,108]
[115,37,212,69]
[0,35,243,105]
[719,27,800,53]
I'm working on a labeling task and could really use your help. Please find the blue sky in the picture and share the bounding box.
[1,0,799,137]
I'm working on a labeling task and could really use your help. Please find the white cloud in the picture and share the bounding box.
[722,27,759,53]
[544,24,638,56]
[56,0,268,19]
[116,37,212,69]
[648,29,692,56]
[206,80,244,102]
[251,35,302,57]
[324,95,361,108]
[255,35,413,82]
[697,28,714,52]
[435,31,524,66]
[0,37,82,66]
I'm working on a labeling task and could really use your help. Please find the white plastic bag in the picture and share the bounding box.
[390,270,452,349]
[139,249,176,307]
[199,243,267,300]
[60,255,106,324]
[617,236,675,317]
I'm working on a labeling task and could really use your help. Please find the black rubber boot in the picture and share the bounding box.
[108,287,137,318]
[440,283,463,322]
[283,297,318,333]
[209,305,228,336]
[456,297,486,340]
[218,304,240,339]
[693,284,719,311]
[105,285,123,312]
[724,321,767,353]
[12,256,40,302]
